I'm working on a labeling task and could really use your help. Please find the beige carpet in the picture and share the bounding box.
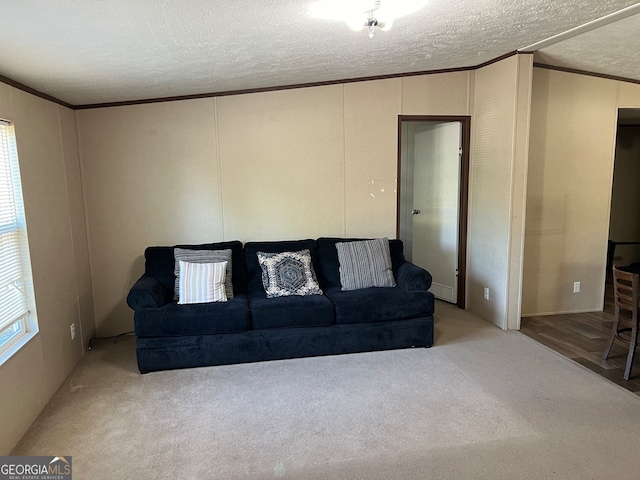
[13,302,640,479]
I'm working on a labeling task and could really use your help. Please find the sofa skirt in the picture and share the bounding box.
[136,316,434,373]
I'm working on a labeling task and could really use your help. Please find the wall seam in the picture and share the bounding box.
[342,84,347,237]
[213,98,225,241]
[73,110,98,338]
[55,105,85,358]
[398,78,403,239]
[466,71,471,115]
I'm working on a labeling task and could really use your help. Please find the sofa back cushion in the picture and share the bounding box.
[316,238,405,289]
[145,240,247,295]
[244,239,319,295]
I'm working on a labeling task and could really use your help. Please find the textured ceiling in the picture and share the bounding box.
[0,0,639,106]
[536,11,640,80]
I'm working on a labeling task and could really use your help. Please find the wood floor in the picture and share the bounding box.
[520,282,640,395]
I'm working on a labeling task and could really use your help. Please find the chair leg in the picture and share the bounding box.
[603,331,616,360]
[603,314,619,360]
[623,322,639,381]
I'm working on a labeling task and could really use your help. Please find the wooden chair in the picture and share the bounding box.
[603,265,640,380]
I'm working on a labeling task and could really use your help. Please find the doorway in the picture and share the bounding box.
[606,109,640,307]
[396,116,470,308]
[609,109,640,272]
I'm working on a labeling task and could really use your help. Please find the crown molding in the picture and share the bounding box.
[0,74,74,109]
[533,63,640,85]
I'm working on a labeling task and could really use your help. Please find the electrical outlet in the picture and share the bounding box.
[70,323,76,340]
[573,282,581,294]
[483,287,490,300]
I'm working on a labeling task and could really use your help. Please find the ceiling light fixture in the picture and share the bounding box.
[308,0,428,38]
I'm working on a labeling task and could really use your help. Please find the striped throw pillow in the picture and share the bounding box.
[336,238,396,291]
[174,248,233,300]
[177,261,228,305]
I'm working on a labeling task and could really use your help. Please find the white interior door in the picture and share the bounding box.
[411,122,462,303]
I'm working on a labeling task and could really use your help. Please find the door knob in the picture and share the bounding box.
[411,209,421,215]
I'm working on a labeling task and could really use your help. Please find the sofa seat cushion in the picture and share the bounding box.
[324,286,434,324]
[249,292,335,329]
[134,294,250,337]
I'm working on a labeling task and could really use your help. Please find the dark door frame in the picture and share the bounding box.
[396,115,471,309]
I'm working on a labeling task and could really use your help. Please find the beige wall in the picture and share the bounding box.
[523,68,625,315]
[344,79,402,238]
[619,82,640,108]
[216,86,346,241]
[77,72,472,336]
[77,100,223,337]
[0,83,94,454]
[58,107,96,348]
[402,73,471,115]
[467,54,532,329]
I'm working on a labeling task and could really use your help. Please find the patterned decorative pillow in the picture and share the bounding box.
[336,238,396,291]
[257,249,323,298]
[174,248,233,300]
[177,261,228,304]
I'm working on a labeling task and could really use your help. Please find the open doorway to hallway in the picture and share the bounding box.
[606,108,640,302]
[520,108,640,392]
[607,108,640,278]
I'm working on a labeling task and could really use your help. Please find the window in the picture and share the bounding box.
[0,119,38,364]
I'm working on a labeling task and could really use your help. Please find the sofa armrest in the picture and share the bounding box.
[127,274,171,311]
[395,262,433,291]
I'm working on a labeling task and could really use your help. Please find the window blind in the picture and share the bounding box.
[0,121,29,333]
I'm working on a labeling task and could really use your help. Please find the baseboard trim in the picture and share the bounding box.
[521,308,603,317]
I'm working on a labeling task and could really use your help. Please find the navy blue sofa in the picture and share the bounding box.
[127,238,435,373]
